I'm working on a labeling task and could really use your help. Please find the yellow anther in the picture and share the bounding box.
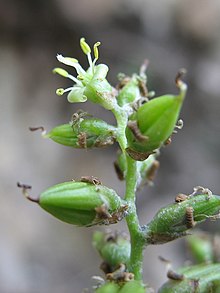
[93,41,101,60]
[56,88,65,96]
[80,37,91,55]
[53,68,69,78]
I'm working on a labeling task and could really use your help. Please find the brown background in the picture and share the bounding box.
[1,0,220,292]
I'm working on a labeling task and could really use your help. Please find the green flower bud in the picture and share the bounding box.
[93,231,131,268]
[158,264,220,293]
[126,73,187,161]
[18,181,128,227]
[117,76,141,107]
[95,282,120,293]
[145,192,220,244]
[186,233,214,264]
[45,117,116,149]
[118,280,146,293]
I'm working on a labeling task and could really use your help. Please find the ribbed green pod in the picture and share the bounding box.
[126,79,186,160]
[145,193,220,244]
[118,281,146,293]
[158,264,220,293]
[46,118,116,148]
[39,181,126,226]
[186,233,214,264]
[95,282,120,293]
[93,231,131,268]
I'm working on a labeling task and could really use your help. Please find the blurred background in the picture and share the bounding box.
[1,0,220,292]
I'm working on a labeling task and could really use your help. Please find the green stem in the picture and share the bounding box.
[112,106,128,151]
[125,155,145,280]
[113,104,145,280]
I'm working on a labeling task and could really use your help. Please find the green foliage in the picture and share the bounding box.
[19,37,220,292]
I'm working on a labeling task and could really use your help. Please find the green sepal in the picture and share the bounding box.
[39,181,127,226]
[158,264,220,293]
[126,82,186,160]
[117,76,140,107]
[145,193,220,244]
[46,118,116,148]
[93,231,131,268]
[95,282,120,293]
[186,233,214,264]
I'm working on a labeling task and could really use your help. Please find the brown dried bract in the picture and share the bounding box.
[126,147,153,161]
[17,182,39,203]
[185,207,195,229]
[94,136,116,148]
[95,204,129,225]
[29,126,45,132]
[164,137,172,146]
[80,176,102,185]
[175,68,187,87]
[138,79,148,97]
[77,132,87,148]
[116,76,131,90]
[175,193,189,203]
[167,270,184,281]
[127,121,148,143]
[106,264,134,283]
[95,204,112,220]
[147,160,160,182]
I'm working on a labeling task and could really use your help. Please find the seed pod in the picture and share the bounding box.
[93,231,131,269]
[20,181,127,227]
[126,74,187,160]
[158,263,220,293]
[186,233,214,264]
[145,193,220,244]
[45,118,116,148]
[117,76,141,107]
[118,280,146,293]
[95,282,120,293]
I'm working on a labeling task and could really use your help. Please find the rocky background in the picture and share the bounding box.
[1,0,220,292]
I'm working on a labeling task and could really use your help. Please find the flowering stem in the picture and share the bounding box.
[125,155,145,280]
[113,105,145,280]
[111,106,128,151]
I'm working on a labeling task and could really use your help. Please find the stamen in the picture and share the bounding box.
[80,37,93,69]
[93,41,101,63]
[56,87,74,96]
[53,67,68,77]
[56,54,86,75]
[80,37,91,55]
[57,54,78,66]
[67,74,83,85]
